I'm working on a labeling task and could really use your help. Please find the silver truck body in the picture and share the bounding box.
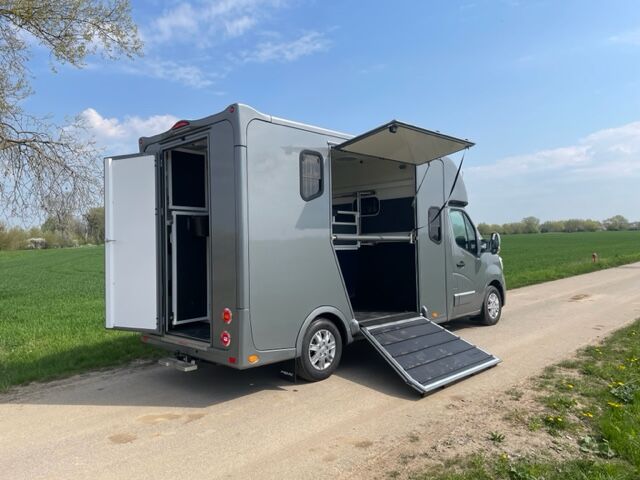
[105,104,505,391]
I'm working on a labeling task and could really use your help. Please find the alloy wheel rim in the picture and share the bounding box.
[487,292,500,319]
[308,329,336,371]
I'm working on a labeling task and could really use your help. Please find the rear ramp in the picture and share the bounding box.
[360,315,500,395]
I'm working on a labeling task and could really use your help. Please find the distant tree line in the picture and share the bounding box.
[0,208,104,250]
[478,215,638,236]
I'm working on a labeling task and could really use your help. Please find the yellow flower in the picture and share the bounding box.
[607,401,623,409]
[566,383,574,389]
[617,365,626,371]
[615,381,625,386]
[582,412,593,418]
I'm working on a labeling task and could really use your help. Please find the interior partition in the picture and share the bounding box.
[164,141,211,341]
[331,152,418,321]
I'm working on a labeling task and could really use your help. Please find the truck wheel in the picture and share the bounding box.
[296,318,342,382]
[478,286,502,326]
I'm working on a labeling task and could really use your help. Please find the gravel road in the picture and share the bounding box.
[2,263,640,480]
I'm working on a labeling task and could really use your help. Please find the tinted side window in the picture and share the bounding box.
[428,207,442,243]
[300,151,323,201]
[463,213,478,255]
[449,210,468,250]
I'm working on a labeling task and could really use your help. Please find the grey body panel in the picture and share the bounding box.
[360,315,500,394]
[245,119,353,351]
[209,121,240,353]
[415,159,448,321]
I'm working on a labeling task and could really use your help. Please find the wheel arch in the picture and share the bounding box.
[488,280,505,306]
[295,306,352,357]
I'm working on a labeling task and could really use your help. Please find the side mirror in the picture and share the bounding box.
[490,232,501,254]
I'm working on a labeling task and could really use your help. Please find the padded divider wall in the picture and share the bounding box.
[361,197,414,233]
[354,243,416,312]
[176,215,208,320]
[171,151,206,208]
[335,243,417,313]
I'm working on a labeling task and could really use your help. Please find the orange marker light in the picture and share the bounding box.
[248,354,259,364]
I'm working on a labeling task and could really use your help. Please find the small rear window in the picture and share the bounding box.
[428,207,442,243]
[300,151,323,201]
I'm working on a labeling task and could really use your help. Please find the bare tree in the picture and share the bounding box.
[0,0,142,221]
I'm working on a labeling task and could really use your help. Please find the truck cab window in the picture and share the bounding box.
[300,151,323,201]
[463,213,478,255]
[449,209,477,254]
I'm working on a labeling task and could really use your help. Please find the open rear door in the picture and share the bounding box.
[105,154,159,332]
[333,120,473,164]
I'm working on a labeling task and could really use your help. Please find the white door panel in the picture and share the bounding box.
[105,154,158,331]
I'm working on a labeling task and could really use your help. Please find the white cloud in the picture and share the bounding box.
[136,58,221,88]
[144,0,286,47]
[79,108,179,155]
[225,15,257,37]
[238,31,329,63]
[608,29,640,46]
[468,121,640,180]
[464,121,640,223]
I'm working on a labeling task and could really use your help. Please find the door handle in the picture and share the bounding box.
[456,260,465,268]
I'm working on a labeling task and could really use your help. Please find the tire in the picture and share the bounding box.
[296,318,343,382]
[478,286,502,326]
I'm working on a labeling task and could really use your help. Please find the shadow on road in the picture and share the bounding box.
[3,338,419,407]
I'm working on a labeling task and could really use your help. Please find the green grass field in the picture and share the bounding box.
[501,230,640,289]
[0,247,160,391]
[0,230,639,391]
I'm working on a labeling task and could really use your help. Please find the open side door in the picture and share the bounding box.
[105,154,159,332]
[333,120,473,165]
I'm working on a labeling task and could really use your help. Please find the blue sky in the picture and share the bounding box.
[23,0,640,223]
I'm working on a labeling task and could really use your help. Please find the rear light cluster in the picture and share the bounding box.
[171,120,190,130]
[220,308,233,347]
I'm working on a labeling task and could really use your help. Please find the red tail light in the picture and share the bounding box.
[220,331,231,347]
[171,120,190,130]
[222,308,232,323]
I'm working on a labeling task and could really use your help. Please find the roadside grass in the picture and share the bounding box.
[414,319,640,480]
[0,247,161,392]
[501,230,640,289]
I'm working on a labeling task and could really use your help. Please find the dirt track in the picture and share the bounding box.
[2,263,640,480]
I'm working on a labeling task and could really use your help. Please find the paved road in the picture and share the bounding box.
[2,263,640,480]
